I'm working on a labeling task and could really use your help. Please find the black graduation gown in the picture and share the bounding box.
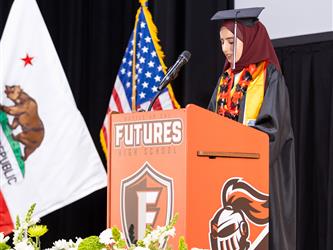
[208,63,296,250]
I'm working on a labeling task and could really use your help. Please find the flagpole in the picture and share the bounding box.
[131,6,142,111]
[131,21,138,111]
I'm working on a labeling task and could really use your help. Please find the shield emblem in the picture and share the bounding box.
[121,162,174,246]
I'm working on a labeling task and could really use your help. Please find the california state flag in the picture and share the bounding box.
[0,0,106,233]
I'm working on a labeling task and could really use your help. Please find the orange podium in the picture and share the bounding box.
[107,104,269,250]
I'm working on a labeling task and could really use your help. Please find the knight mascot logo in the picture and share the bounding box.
[209,178,269,250]
[121,162,174,247]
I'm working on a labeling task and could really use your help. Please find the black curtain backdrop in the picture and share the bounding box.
[275,42,333,250]
[0,1,332,249]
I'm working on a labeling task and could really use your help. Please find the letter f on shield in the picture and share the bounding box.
[121,162,174,246]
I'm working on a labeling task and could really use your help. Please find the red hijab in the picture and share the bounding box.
[222,20,281,73]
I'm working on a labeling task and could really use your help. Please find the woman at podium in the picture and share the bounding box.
[208,7,296,250]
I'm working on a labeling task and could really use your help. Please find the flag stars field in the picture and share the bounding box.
[101,4,178,117]
[148,61,154,68]
[151,86,158,93]
[154,75,161,82]
[139,57,145,64]
[139,92,146,99]
[142,46,148,53]
[142,82,148,88]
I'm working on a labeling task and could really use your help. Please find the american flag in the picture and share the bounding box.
[100,1,179,155]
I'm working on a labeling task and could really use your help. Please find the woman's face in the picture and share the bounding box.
[220,26,243,65]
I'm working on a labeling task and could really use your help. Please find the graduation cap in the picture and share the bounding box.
[211,7,264,24]
[211,7,264,70]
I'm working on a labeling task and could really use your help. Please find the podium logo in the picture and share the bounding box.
[209,178,269,250]
[121,162,174,247]
[114,119,183,147]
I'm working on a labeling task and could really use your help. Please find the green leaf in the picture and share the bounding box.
[78,236,105,250]
[136,239,145,247]
[25,203,36,223]
[116,239,127,248]
[178,236,188,250]
[15,215,21,229]
[148,241,159,250]
[0,242,11,250]
[167,213,179,230]
[144,224,153,237]
[112,226,121,241]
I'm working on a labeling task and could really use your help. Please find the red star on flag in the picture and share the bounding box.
[21,53,33,67]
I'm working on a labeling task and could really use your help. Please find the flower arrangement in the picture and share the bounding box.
[0,204,188,250]
[0,204,48,250]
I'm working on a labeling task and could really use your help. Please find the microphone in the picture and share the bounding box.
[157,50,191,91]
[147,50,191,111]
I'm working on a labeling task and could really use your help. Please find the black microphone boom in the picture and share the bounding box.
[147,50,191,111]
[157,50,191,91]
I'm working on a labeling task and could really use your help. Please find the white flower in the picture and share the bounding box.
[12,228,26,245]
[13,239,34,250]
[12,232,19,244]
[0,232,9,243]
[99,228,115,245]
[74,237,82,247]
[20,221,29,230]
[158,238,166,247]
[28,216,40,226]
[166,227,176,238]
[112,247,127,250]
[67,239,77,247]
[49,238,79,249]
[149,229,160,242]
[54,239,69,249]
[153,226,162,235]
[119,231,125,240]
[142,235,151,247]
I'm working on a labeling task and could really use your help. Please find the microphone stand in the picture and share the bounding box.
[146,50,191,111]
[146,79,172,111]
[147,65,179,111]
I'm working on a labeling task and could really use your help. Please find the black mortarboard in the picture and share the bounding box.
[211,7,264,70]
[211,7,264,25]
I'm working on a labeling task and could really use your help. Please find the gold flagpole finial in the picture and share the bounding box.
[139,0,148,7]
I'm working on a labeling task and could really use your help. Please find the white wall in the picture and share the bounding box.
[235,0,333,39]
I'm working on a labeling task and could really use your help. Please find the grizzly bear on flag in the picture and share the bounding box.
[0,85,44,160]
